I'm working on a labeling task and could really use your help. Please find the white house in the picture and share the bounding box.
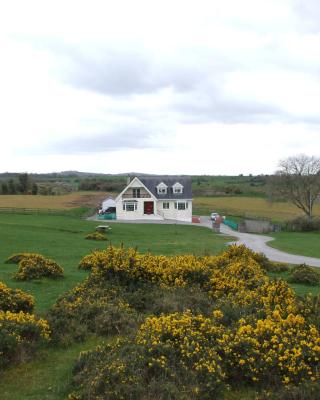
[115,176,192,222]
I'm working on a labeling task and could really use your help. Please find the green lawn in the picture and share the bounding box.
[0,212,318,400]
[0,336,103,400]
[268,231,320,259]
[0,213,232,314]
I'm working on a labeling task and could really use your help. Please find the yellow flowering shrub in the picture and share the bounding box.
[136,310,226,398]
[224,310,320,385]
[62,245,320,397]
[80,246,213,287]
[0,310,50,368]
[85,232,108,241]
[14,254,64,280]
[0,281,34,313]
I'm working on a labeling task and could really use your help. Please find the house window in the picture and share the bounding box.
[174,202,188,210]
[172,182,183,194]
[123,202,137,211]
[157,182,168,195]
[163,202,170,209]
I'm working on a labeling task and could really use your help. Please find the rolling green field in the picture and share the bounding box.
[0,212,233,400]
[0,213,231,314]
[0,211,319,399]
[268,232,320,259]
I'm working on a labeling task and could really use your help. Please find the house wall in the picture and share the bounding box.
[116,198,160,220]
[157,200,192,222]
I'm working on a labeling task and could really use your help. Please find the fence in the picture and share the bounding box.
[0,207,69,216]
[223,219,238,230]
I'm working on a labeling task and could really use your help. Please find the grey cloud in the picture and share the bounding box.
[27,37,232,96]
[22,33,320,127]
[40,126,168,155]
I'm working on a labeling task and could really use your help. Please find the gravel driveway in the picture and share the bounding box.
[199,216,320,267]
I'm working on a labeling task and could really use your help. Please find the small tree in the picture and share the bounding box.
[268,154,320,220]
[18,173,31,194]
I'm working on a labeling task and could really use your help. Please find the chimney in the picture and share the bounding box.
[127,175,131,185]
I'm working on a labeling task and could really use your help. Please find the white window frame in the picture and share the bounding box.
[172,182,184,194]
[123,202,137,211]
[163,202,170,209]
[174,201,188,210]
[157,182,168,195]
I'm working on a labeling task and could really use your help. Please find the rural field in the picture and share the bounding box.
[0,191,107,210]
[0,208,319,399]
[0,192,320,400]
[193,196,320,222]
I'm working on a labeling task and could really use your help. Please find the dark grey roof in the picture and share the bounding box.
[137,176,192,199]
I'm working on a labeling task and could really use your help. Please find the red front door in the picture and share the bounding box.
[144,201,154,215]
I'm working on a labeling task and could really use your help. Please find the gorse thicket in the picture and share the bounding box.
[46,244,320,400]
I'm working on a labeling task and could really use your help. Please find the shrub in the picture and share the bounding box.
[13,254,64,280]
[85,232,108,241]
[48,279,140,343]
[69,311,226,400]
[267,262,290,273]
[224,311,320,386]
[283,216,320,232]
[257,381,320,399]
[85,246,213,287]
[0,311,50,368]
[289,264,320,286]
[5,252,42,264]
[0,281,34,313]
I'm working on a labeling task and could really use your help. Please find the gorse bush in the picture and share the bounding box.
[85,232,108,241]
[0,280,51,370]
[13,254,64,280]
[63,245,320,399]
[0,281,34,313]
[0,311,50,368]
[4,252,42,264]
[289,264,320,286]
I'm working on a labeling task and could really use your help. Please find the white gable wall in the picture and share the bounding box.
[157,200,192,222]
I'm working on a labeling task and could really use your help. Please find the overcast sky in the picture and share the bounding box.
[0,0,319,175]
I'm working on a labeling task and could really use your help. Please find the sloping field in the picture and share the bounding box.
[193,196,320,222]
[0,192,108,210]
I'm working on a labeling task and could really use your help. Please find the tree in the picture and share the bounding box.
[7,179,17,194]
[18,173,31,194]
[268,154,320,220]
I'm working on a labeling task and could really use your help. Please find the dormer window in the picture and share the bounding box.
[156,182,167,195]
[172,182,183,194]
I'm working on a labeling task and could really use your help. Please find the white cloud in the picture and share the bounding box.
[0,0,319,174]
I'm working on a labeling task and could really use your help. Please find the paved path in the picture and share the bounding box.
[199,216,320,267]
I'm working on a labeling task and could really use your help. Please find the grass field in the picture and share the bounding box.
[0,211,318,399]
[193,196,320,222]
[268,231,320,259]
[0,213,232,314]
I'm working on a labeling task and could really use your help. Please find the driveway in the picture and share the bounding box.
[199,216,320,268]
